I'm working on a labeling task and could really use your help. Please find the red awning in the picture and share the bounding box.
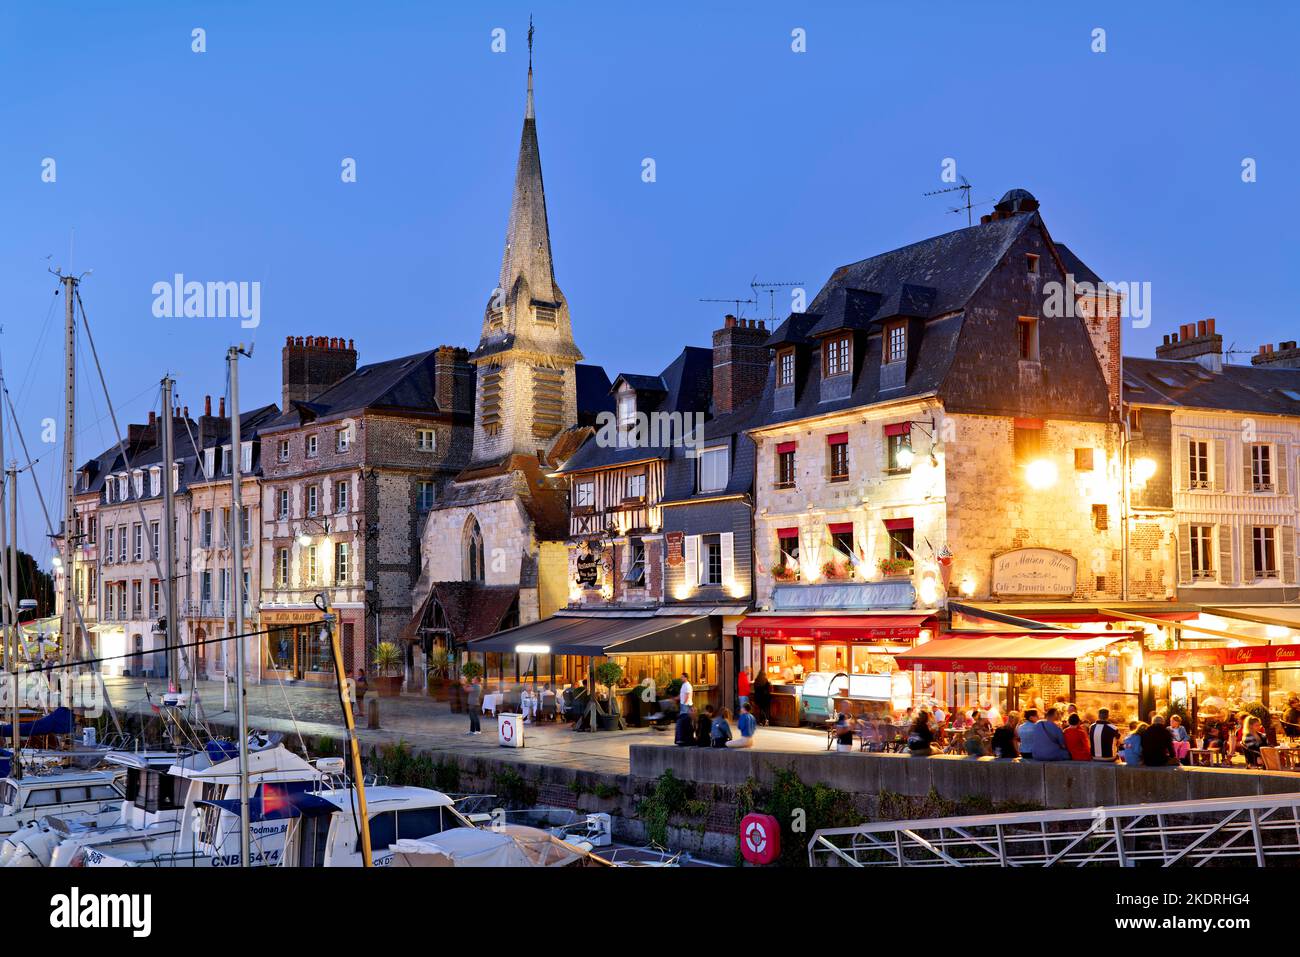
[737,614,933,642]
[776,440,797,454]
[883,517,914,531]
[894,632,1127,675]
[1147,645,1296,669]
[827,432,848,446]
[776,527,799,538]
[827,522,854,535]
[883,422,911,437]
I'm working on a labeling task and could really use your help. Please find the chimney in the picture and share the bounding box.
[1155,319,1224,372]
[1252,340,1300,369]
[434,345,474,416]
[204,395,212,416]
[712,315,769,415]
[282,334,359,410]
[219,396,226,418]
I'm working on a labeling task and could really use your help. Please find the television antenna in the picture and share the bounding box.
[698,293,757,318]
[750,277,805,321]
[922,176,994,226]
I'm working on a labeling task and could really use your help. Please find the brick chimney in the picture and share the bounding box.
[282,335,358,411]
[712,315,769,415]
[433,345,475,415]
[197,394,225,451]
[127,413,158,454]
[1155,319,1223,372]
[1251,340,1300,369]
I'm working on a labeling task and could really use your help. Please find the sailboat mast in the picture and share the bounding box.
[227,345,251,868]
[60,275,77,673]
[161,377,179,685]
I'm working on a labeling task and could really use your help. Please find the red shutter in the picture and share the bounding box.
[827,432,849,446]
[883,422,911,437]
[776,441,797,454]
[828,522,854,535]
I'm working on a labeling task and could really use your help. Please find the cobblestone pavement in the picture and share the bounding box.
[100,676,826,775]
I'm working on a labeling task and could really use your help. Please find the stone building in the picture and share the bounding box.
[184,395,280,683]
[1125,321,1300,603]
[258,335,474,683]
[409,52,612,681]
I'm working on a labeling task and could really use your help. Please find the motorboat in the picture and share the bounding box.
[68,744,326,868]
[389,825,611,867]
[0,767,125,840]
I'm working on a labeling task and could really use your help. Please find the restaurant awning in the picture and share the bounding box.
[737,613,934,642]
[469,614,718,656]
[894,632,1129,675]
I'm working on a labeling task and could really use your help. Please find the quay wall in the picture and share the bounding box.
[628,746,1300,809]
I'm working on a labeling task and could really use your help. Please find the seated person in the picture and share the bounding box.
[727,702,757,748]
[695,706,715,747]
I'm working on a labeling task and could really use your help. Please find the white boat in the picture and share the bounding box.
[389,825,610,868]
[70,744,326,868]
[0,767,124,840]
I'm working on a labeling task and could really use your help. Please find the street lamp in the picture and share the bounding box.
[296,516,331,547]
[1025,458,1058,490]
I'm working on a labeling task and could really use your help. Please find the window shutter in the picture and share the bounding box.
[1177,436,1190,491]
[1243,526,1256,582]
[1217,525,1235,585]
[1283,526,1297,585]
[720,532,735,588]
[1177,523,1192,585]
[1277,445,1289,495]
[1212,438,1226,491]
[684,535,699,588]
[1243,444,1254,493]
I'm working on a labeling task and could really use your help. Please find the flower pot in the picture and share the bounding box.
[426,677,450,700]
[374,675,404,697]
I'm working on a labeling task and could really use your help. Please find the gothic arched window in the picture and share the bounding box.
[464,517,485,583]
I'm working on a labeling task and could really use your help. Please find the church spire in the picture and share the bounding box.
[497,15,554,305]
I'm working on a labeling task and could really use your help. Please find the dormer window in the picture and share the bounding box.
[617,390,637,439]
[884,322,907,364]
[824,335,852,377]
[777,349,795,388]
[1026,253,1039,274]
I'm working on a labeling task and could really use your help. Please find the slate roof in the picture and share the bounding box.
[404,582,519,643]
[1054,243,1104,286]
[558,346,714,474]
[660,396,760,505]
[575,363,614,421]
[261,350,443,432]
[1123,357,1300,417]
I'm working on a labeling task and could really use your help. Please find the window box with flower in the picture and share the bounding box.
[879,557,914,578]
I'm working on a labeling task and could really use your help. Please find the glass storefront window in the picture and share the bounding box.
[816,643,848,674]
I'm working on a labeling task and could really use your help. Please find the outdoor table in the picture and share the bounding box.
[482,693,502,715]
[1188,748,1224,767]
[1277,748,1300,770]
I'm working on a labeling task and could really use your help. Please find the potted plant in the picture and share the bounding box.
[879,557,914,578]
[822,559,852,581]
[593,660,626,731]
[371,641,405,697]
[425,647,451,700]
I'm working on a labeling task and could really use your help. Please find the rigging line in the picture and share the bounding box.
[0,381,124,737]
[11,290,60,420]
[74,290,196,682]
[12,620,324,673]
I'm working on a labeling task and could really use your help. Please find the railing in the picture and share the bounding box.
[808,792,1300,867]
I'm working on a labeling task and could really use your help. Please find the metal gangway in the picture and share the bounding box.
[808,792,1300,867]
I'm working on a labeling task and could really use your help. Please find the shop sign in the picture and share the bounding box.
[665,531,684,567]
[574,544,601,588]
[1146,645,1300,669]
[261,610,324,625]
[917,658,1076,675]
[991,548,1077,597]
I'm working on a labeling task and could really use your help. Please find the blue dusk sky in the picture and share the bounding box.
[1,0,1296,557]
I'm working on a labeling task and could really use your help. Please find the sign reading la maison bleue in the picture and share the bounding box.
[991,548,1078,597]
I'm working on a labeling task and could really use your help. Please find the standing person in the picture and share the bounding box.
[1089,708,1121,762]
[677,672,694,716]
[727,702,757,748]
[1016,709,1041,761]
[710,708,733,748]
[354,670,368,718]
[752,669,772,726]
[465,675,482,735]
[737,667,751,713]
[991,712,1019,758]
[984,700,1003,728]
[833,712,856,753]
[1140,715,1176,767]
[1063,713,1091,761]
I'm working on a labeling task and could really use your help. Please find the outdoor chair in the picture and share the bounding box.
[1261,746,1283,772]
[540,697,558,722]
